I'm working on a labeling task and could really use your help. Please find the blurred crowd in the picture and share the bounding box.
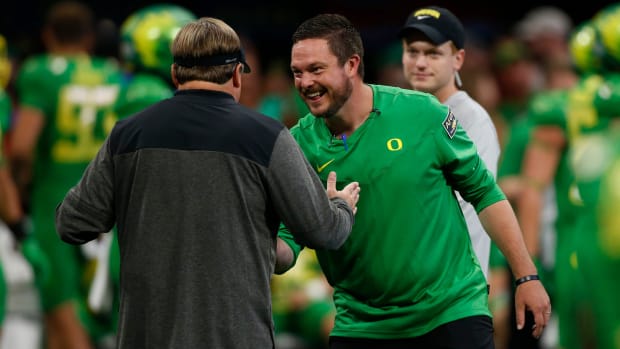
[0,1,619,349]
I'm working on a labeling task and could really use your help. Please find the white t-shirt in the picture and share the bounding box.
[445,90,501,280]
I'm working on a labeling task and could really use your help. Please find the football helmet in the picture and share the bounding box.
[120,4,196,77]
[594,3,620,69]
[569,20,604,74]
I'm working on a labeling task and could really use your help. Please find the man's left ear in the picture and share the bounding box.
[347,54,361,77]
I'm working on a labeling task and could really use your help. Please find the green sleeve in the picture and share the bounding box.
[527,89,567,128]
[16,57,53,113]
[435,112,506,212]
[277,222,304,267]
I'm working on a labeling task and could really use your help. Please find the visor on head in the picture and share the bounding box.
[173,49,251,73]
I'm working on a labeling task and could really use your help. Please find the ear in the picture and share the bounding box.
[454,49,465,71]
[347,54,361,78]
[232,63,243,88]
[170,64,179,88]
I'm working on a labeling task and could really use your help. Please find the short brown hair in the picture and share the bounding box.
[172,17,242,84]
[45,1,94,44]
[292,14,365,79]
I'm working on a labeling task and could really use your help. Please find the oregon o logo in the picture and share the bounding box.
[387,138,403,151]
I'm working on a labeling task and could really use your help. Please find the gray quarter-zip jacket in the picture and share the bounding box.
[55,89,354,349]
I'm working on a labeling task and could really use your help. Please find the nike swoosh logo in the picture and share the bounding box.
[316,159,335,173]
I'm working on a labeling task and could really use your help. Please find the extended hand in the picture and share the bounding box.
[326,171,360,214]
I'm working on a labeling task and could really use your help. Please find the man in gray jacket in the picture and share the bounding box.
[55,17,359,349]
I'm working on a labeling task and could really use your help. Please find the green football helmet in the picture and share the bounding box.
[593,3,620,69]
[120,4,196,78]
[569,20,604,74]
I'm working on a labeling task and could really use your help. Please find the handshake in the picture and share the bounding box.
[325,171,360,214]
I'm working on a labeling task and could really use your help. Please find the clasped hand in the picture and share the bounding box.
[325,171,360,214]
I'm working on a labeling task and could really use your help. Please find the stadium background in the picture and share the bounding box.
[0,1,615,82]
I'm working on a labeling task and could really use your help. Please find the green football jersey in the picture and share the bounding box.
[15,54,123,323]
[574,73,620,207]
[16,54,123,225]
[571,124,620,349]
[567,72,620,349]
[526,89,580,234]
[280,84,505,338]
[525,77,608,231]
[114,72,173,119]
[593,73,620,124]
[527,73,610,349]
